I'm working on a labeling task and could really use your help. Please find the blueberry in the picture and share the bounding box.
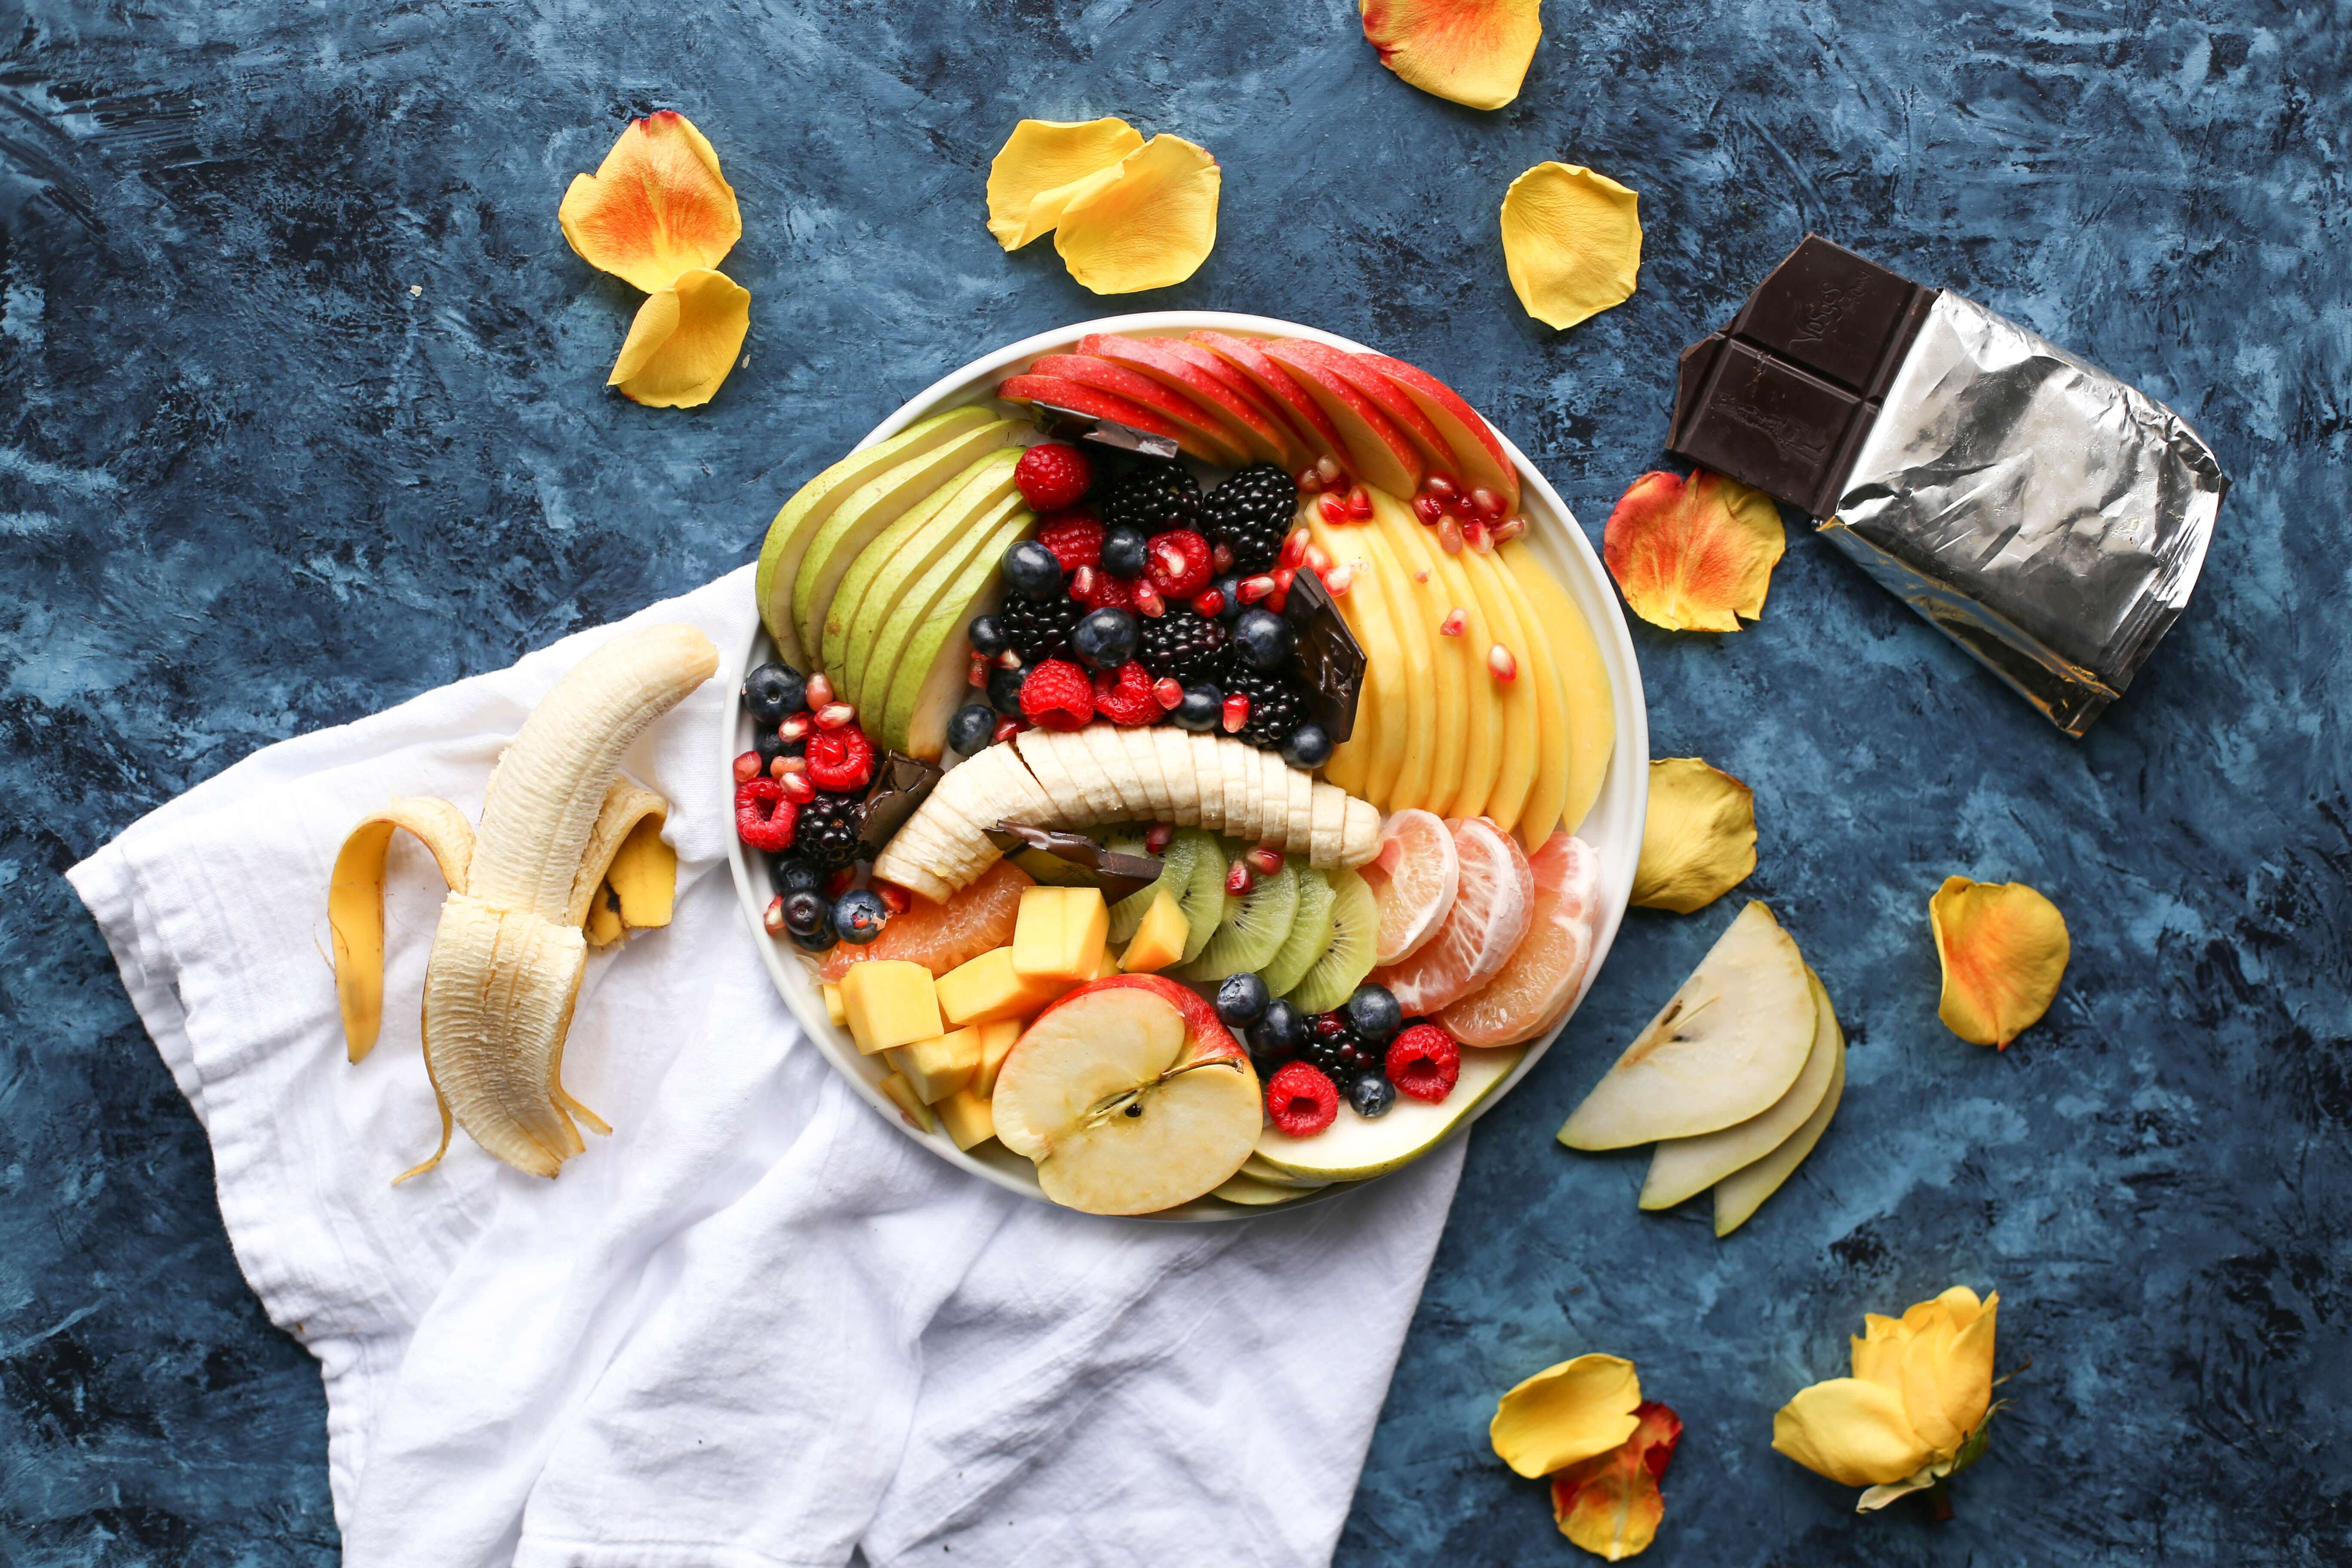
[1344,983,1402,1047]
[1002,539,1066,600]
[1208,575,1246,621]
[783,889,831,937]
[742,662,806,723]
[754,726,799,771]
[1101,525,1148,579]
[1216,973,1271,1029]
[987,662,1031,717]
[1071,606,1139,671]
[1280,722,1332,771]
[1348,1072,1396,1119]
[769,855,824,897]
[1171,683,1224,733]
[1231,607,1295,671]
[968,614,1010,656]
[946,702,997,755]
[788,921,838,953]
[833,888,889,945]
[1251,997,1305,1059]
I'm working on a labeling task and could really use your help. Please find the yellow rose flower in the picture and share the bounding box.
[1772,1286,2001,1512]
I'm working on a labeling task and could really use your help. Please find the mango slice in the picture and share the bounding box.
[559,111,741,294]
[1500,162,1641,330]
[1602,469,1784,633]
[1360,0,1543,110]
[1929,877,2069,1048]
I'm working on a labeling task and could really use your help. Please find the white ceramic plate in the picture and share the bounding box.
[724,310,1648,1220]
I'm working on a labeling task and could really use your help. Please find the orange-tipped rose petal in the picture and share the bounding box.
[1054,135,1221,294]
[1602,469,1785,633]
[1500,163,1641,330]
[986,117,1146,250]
[559,111,742,294]
[1360,0,1542,110]
[1632,758,1756,913]
[1929,877,2069,1048]
[1550,1400,1681,1561]
[608,269,751,409]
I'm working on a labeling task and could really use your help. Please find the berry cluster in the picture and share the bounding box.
[733,659,896,955]
[1212,980,1460,1139]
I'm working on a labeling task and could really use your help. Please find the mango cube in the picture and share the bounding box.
[821,982,848,1028]
[885,1028,981,1104]
[1094,948,1121,980]
[877,1071,934,1133]
[935,1087,996,1151]
[1011,886,1109,983]
[839,960,942,1055]
[971,1018,1023,1099]
[937,946,1070,1027]
[1118,892,1188,974]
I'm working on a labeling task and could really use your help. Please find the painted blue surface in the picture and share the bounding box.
[3,1,2345,1562]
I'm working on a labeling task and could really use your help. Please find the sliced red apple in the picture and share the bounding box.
[1157,338,1313,456]
[1273,338,1455,482]
[1076,334,1301,467]
[996,374,1218,466]
[1356,352,1519,509]
[1186,329,1350,466]
[993,974,1261,1215]
[1026,354,1250,467]
[1259,339,1426,496]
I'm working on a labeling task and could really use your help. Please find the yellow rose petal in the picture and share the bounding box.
[1602,469,1785,633]
[1631,757,1756,913]
[1931,1292,1999,1446]
[1500,162,1641,330]
[1929,876,2070,1048]
[1550,1401,1680,1561]
[985,116,1145,250]
[1359,0,1543,111]
[559,111,742,294]
[1054,135,1222,294]
[608,269,751,409]
[1491,1353,1643,1479]
[1889,1303,1967,1454]
[1771,1376,1936,1489]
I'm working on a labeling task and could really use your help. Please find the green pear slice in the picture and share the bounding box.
[1240,1152,1332,1188]
[1212,1172,1308,1205]
[791,418,1022,669]
[757,406,997,668]
[879,505,1034,757]
[1640,968,1841,1210]
[1557,901,1816,1150]
[1255,1043,1524,1182]
[1714,1005,1846,1236]
[830,446,1023,704]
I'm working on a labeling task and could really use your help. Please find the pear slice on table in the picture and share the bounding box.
[1714,1011,1846,1237]
[830,445,1022,705]
[1640,967,1841,1210]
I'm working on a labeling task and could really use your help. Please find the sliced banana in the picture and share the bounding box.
[1257,751,1293,848]
[1340,796,1382,864]
[1151,728,1202,825]
[1118,726,1172,819]
[1012,730,1090,823]
[1285,763,1315,854]
[1080,723,1144,818]
[1310,781,1345,868]
[1181,731,1225,828]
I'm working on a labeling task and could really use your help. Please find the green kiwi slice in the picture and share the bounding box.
[1104,829,1200,943]
[1176,829,1231,962]
[1182,856,1298,981]
[1256,867,1335,998]
[1282,868,1377,1013]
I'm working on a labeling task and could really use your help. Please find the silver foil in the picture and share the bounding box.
[1819,292,2228,735]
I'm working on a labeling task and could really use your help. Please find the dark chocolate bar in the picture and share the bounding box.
[1278,567,1365,744]
[852,752,943,853]
[985,822,1164,904]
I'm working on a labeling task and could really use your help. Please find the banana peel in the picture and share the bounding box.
[328,623,717,1181]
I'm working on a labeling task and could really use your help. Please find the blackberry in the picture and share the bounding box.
[1202,462,1297,573]
[1138,609,1228,685]
[1221,662,1308,749]
[1099,462,1202,538]
[1300,1013,1379,1090]
[794,790,866,871]
[997,591,1084,662]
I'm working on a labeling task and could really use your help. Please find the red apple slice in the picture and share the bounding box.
[1027,354,1250,466]
[997,374,1220,466]
[1273,338,1456,483]
[1356,352,1520,509]
[1157,338,1312,455]
[1259,339,1426,496]
[1076,335,1301,467]
[1186,330,1349,466]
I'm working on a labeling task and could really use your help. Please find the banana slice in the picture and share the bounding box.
[1080,723,1143,819]
[1151,729,1202,825]
[1182,732,1225,829]
[1228,741,1260,841]
[1256,751,1293,848]
[1012,730,1091,823]
[1117,726,1172,820]
[1310,781,1345,868]
[1285,762,1315,854]
[1340,796,1382,865]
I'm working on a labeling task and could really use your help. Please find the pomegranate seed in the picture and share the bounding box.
[1319,494,1348,524]
[1282,527,1310,567]
[1315,455,1344,486]
[1415,569,1431,583]
[1347,485,1372,520]
[779,712,812,742]
[1225,861,1256,896]
[1465,520,1493,554]
[967,653,988,687]
[825,866,858,898]
[1413,495,1444,524]
[1493,515,1528,543]
[996,648,1024,669]
[1272,567,1296,596]
[1304,542,1332,573]
[1244,845,1285,876]
[1471,487,1504,520]
[1437,516,1465,554]
[805,672,833,707]
[814,701,855,729]
[1155,539,1189,579]
[992,717,1025,743]
[1133,580,1166,617]
[1323,562,1356,596]
[771,754,807,778]
[1296,467,1324,494]
[877,883,911,915]
[1237,573,1277,604]
[734,750,762,783]
[1222,693,1252,734]
[1211,542,1234,572]
[780,771,816,803]
[1447,491,1476,517]
[1423,475,1458,502]
[1488,643,1518,681]
[1440,608,1468,637]
[1266,589,1288,614]
[1145,822,1176,854]
[1153,676,1185,710]
[762,895,787,936]
[1069,564,1099,600]
[1191,588,1225,617]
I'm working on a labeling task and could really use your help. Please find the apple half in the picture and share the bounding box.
[1253,1044,1524,1183]
[992,974,1262,1215]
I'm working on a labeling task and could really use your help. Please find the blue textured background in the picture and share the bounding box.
[4,0,2346,1562]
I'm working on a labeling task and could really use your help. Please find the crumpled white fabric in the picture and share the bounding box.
[66,566,1463,1568]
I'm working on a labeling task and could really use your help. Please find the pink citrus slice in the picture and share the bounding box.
[1439,834,1600,1046]
[1371,817,1533,1014]
[1361,808,1460,965]
[820,858,1030,982]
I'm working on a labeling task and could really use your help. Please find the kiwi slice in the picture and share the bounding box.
[1176,829,1231,962]
[1183,858,1299,981]
[1106,830,1203,943]
[1257,867,1335,998]
[1282,868,1378,1013]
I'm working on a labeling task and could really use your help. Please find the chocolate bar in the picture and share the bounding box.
[985,822,1164,904]
[852,752,943,852]
[1279,567,1365,744]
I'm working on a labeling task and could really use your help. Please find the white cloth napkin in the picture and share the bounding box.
[67,567,1462,1568]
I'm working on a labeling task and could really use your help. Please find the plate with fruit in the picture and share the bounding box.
[724,312,1648,1220]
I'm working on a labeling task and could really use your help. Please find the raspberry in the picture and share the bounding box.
[1038,510,1104,571]
[1018,658,1094,731]
[1090,661,1161,726]
[1145,530,1212,599]
[735,778,797,852]
[1075,569,1135,612]
[804,723,876,793]
[1014,442,1094,512]
[1266,1061,1338,1137]
[1386,1024,1460,1104]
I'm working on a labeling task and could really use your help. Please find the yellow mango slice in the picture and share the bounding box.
[839,960,943,1055]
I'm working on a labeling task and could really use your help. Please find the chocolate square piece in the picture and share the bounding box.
[1727,236,1930,398]
[1279,568,1365,744]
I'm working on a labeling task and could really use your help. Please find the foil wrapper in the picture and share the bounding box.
[1820,292,2228,735]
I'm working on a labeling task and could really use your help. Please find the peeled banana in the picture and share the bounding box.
[328,623,717,1180]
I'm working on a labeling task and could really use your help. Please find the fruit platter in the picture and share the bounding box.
[724,311,1647,1219]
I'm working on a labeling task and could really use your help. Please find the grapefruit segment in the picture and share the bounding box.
[819,860,1033,982]
[1363,808,1460,965]
[1439,833,1600,1046]
[1371,818,1533,1014]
